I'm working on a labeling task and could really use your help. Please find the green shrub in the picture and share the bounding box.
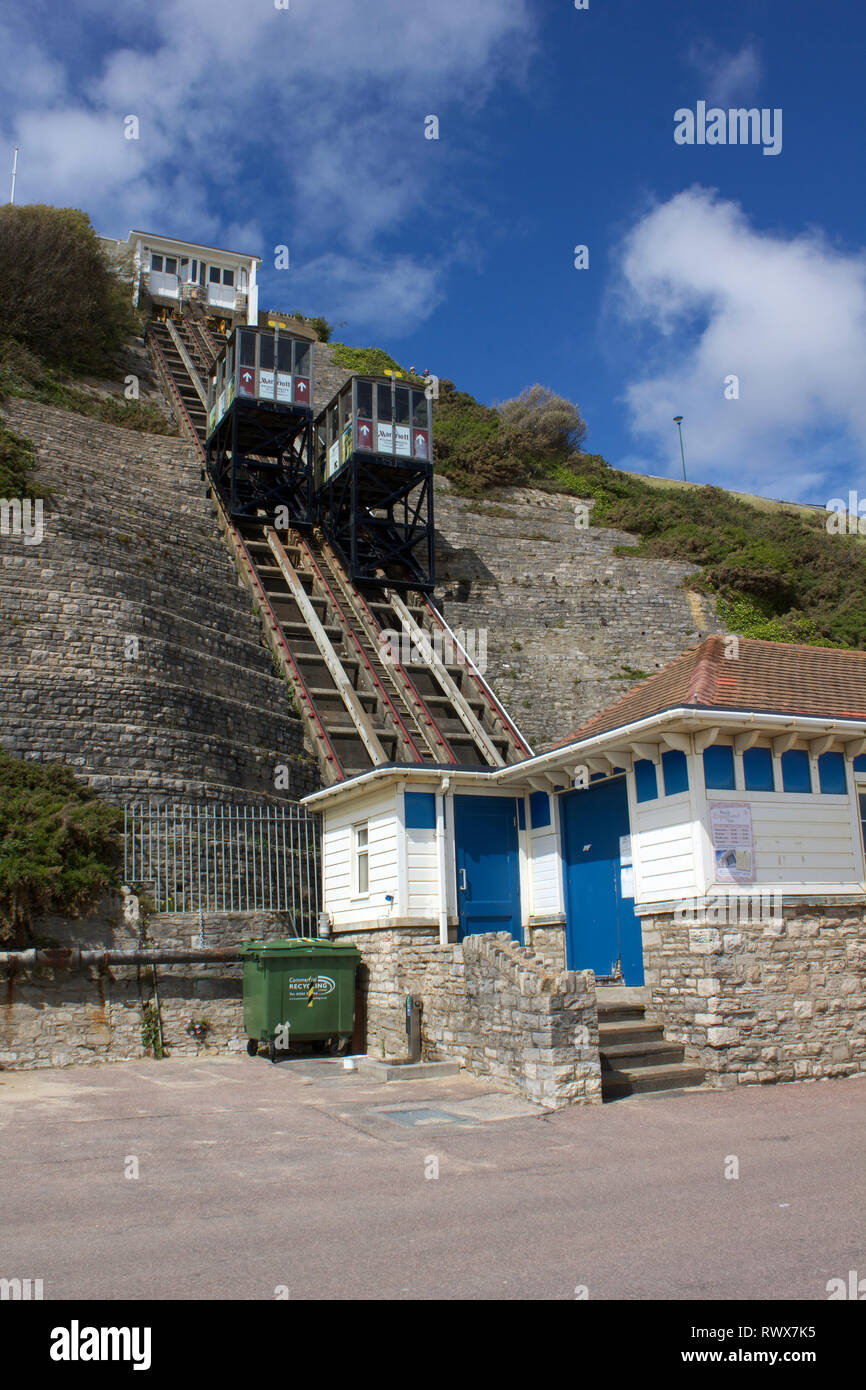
[0,750,122,944]
[0,205,136,373]
[0,420,38,497]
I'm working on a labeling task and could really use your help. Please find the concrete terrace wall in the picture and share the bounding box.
[0,399,318,802]
[433,480,717,751]
[338,927,602,1108]
[642,903,866,1087]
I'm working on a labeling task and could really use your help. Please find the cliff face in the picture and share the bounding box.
[432,480,717,751]
[0,398,316,801]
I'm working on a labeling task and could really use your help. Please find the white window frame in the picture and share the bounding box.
[353,822,370,899]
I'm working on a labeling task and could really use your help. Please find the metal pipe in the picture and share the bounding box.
[0,948,243,968]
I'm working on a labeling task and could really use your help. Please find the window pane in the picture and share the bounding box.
[209,265,221,283]
[395,386,410,424]
[781,749,811,793]
[662,749,688,796]
[377,384,392,420]
[529,791,550,828]
[854,755,866,773]
[743,746,775,791]
[259,335,274,369]
[818,751,846,794]
[634,759,658,803]
[239,331,256,366]
[294,341,310,377]
[150,254,163,271]
[165,257,177,274]
[413,391,429,428]
[223,268,234,287]
[703,745,735,790]
[277,337,292,372]
[356,380,373,418]
[357,826,368,847]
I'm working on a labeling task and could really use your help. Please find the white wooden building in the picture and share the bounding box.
[100,230,260,324]
[303,636,866,986]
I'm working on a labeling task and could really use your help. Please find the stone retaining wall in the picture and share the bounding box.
[642,902,866,1087]
[0,896,293,1071]
[338,926,601,1108]
[0,397,317,802]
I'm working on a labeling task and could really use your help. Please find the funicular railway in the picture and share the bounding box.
[145,308,532,784]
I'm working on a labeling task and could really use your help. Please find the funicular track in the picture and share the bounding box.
[146,311,532,784]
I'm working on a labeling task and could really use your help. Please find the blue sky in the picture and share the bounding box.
[2,0,865,504]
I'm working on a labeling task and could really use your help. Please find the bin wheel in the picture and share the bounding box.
[268,1039,277,1064]
[246,1038,259,1057]
[328,1036,351,1057]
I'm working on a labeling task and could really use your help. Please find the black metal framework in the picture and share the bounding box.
[314,376,435,590]
[205,326,314,524]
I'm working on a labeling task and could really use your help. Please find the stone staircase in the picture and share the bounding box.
[597,987,705,1101]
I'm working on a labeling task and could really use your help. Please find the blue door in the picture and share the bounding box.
[560,777,644,985]
[454,795,522,943]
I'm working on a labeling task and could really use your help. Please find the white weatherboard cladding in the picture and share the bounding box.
[406,824,439,914]
[527,793,564,919]
[632,792,699,903]
[321,787,399,926]
[705,791,863,893]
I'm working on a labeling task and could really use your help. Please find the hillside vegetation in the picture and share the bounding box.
[428,376,866,648]
[0,750,121,945]
[0,204,176,470]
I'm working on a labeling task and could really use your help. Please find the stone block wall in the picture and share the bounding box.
[338,926,601,1108]
[433,481,718,751]
[0,398,317,802]
[0,894,295,1071]
[642,902,866,1087]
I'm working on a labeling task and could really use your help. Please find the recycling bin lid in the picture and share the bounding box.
[239,937,360,956]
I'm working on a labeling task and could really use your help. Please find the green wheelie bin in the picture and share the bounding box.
[240,938,361,1062]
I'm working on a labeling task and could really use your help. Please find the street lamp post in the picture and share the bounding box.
[673,415,687,482]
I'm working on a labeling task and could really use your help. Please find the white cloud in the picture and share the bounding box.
[615,188,866,501]
[0,0,532,333]
[288,252,445,339]
[686,40,762,107]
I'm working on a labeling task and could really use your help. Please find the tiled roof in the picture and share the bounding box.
[551,636,866,747]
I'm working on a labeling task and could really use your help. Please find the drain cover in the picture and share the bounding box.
[379,1107,476,1127]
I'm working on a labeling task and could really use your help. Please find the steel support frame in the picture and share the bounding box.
[207,400,314,524]
[318,453,435,590]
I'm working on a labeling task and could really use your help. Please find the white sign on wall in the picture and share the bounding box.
[710,802,755,883]
[394,424,412,457]
[377,422,394,452]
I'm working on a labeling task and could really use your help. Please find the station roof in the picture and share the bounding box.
[128,229,261,264]
[551,635,866,747]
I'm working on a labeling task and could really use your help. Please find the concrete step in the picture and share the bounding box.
[602,1061,706,1100]
[600,1040,684,1069]
[598,1019,664,1046]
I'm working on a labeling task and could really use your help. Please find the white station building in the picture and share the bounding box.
[101,229,260,325]
[304,635,866,986]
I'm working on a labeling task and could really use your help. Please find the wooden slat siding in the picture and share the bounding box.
[407,824,440,913]
[633,798,698,900]
[321,788,400,924]
[702,793,861,892]
[529,828,563,918]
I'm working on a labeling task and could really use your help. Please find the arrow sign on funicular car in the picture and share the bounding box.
[239,367,256,395]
